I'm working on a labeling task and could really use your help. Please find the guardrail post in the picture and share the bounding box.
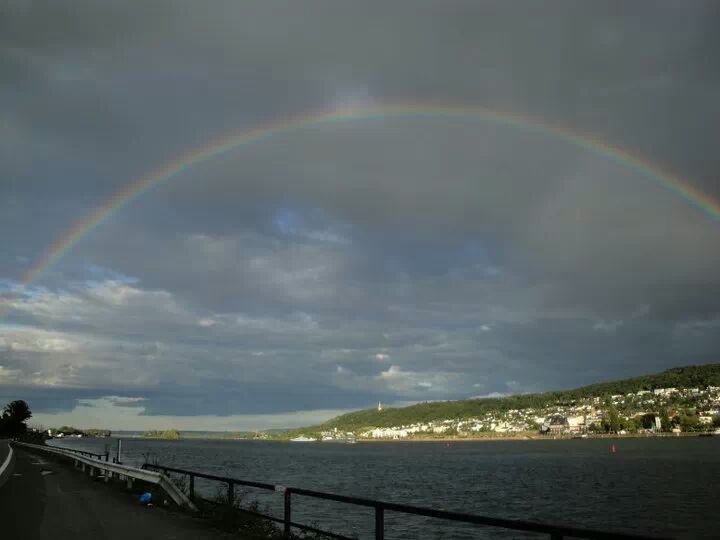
[227,481,234,506]
[375,505,384,540]
[284,489,291,538]
[189,474,195,500]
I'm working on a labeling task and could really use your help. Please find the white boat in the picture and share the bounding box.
[289,436,316,442]
[321,436,357,444]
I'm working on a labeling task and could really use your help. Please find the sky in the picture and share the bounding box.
[1,1,719,431]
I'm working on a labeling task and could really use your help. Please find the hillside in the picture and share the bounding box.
[288,363,720,436]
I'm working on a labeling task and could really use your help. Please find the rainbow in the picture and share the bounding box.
[22,101,720,285]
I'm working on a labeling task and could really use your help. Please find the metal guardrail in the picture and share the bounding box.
[143,463,670,540]
[44,443,108,461]
[11,441,197,512]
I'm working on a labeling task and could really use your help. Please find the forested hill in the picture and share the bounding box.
[304,363,720,433]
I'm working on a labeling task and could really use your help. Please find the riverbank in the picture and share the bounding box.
[50,430,717,444]
[353,431,715,442]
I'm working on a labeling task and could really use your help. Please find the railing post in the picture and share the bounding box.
[375,505,384,540]
[284,489,292,538]
[227,481,234,506]
[189,474,195,500]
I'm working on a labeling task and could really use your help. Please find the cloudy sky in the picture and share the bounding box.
[1,1,719,430]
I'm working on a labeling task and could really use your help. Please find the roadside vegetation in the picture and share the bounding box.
[152,465,346,539]
[0,400,32,437]
[198,489,349,539]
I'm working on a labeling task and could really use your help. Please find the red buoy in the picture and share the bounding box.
[610,444,616,453]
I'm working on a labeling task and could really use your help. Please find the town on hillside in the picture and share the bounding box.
[284,365,720,441]
[350,386,720,440]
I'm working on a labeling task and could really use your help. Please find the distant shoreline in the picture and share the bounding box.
[57,432,716,443]
[113,432,717,443]
[353,432,713,443]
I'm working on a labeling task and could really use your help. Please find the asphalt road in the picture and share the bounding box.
[0,439,10,463]
[0,444,233,539]
[0,439,11,467]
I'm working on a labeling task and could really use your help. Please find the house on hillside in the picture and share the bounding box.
[541,415,569,434]
[566,415,586,433]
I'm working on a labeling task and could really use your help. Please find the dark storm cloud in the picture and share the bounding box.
[0,385,115,414]
[2,1,720,427]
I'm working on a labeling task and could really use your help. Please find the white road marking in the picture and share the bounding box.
[0,445,14,477]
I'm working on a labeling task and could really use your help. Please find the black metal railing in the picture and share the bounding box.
[142,463,668,540]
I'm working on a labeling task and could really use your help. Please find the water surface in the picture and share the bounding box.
[50,437,720,539]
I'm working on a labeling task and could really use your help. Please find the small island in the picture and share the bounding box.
[143,429,180,440]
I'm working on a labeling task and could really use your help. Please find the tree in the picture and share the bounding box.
[623,417,640,433]
[603,401,621,433]
[0,400,32,436]
[679,413,700,432]
[659,408,672,432]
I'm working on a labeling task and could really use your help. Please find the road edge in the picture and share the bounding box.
[0,441,15,490]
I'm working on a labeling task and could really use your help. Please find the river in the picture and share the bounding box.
[48,436,720,539]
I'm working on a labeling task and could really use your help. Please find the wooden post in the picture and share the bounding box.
[375,505,384,540]
[116,439,122,464]
[189,474,195,500]
[283,490,291,538]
